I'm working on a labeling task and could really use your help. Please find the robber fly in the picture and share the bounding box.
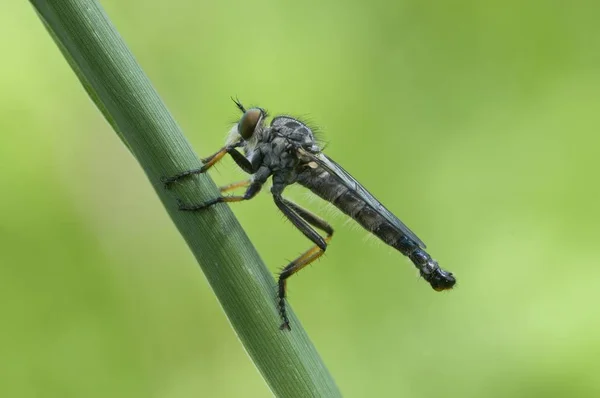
[163,99,456,330]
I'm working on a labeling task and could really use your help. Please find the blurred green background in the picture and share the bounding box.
[2,1,599,397]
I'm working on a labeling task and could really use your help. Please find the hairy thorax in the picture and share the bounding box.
[255,135,299,172]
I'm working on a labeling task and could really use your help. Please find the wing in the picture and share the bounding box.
[297,148,427,248]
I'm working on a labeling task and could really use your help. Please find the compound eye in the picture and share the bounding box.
[238,108,262,140]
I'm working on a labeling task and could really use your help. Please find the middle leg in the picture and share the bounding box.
[178,166,271,211]
[178,180,261,211]
[218,179,251,194]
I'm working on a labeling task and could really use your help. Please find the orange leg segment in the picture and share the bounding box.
[219,179,251,193]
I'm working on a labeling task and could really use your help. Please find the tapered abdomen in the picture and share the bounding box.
[296,167,456,290]
[298,168,405,246]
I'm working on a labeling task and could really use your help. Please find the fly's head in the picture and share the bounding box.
[226,98,268,150]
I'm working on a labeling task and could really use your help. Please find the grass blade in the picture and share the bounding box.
[29,0,341,396]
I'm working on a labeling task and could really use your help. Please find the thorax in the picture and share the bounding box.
[248,128,305,172]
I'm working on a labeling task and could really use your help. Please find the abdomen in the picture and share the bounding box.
[296,167,399,245]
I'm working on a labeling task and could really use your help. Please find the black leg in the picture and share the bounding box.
[228,148,256,174]
[273,194,327,251]
[273,195,334,330]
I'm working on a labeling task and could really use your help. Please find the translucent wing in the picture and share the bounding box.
[298,148,427,248]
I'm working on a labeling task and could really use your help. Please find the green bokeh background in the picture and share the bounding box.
[2,1,599,397]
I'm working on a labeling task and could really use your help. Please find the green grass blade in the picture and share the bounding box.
[29,0,341,396]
